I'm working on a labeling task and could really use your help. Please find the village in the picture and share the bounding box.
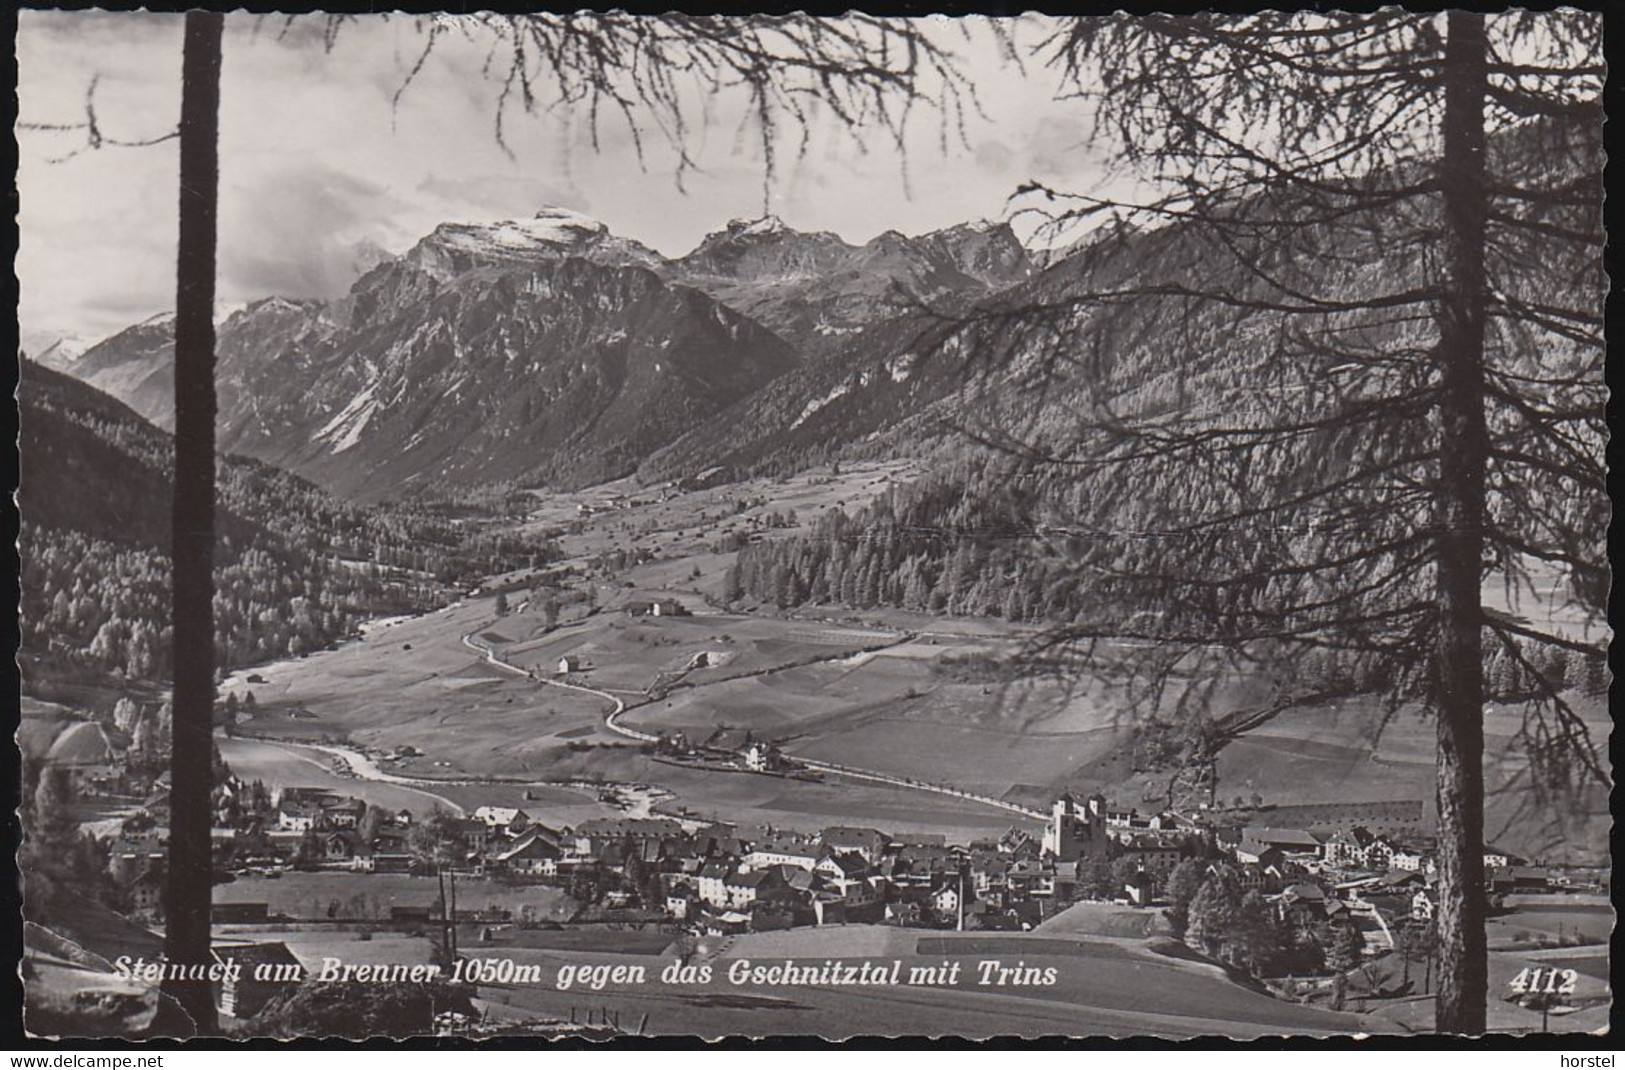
[69,736,1603,1019]
[20,560,1611,1036]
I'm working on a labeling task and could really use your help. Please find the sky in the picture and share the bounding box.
[16,11,1125,344]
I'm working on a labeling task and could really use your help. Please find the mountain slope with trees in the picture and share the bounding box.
[18,361,550,682]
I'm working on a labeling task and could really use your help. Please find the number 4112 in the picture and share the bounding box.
[1509,967,1577,995]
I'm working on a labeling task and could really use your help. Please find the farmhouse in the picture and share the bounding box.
[722,868,784,909]
[1487,865,1552,893]
[1233,839,1284,867]
[124,869,164,920]
[322,799,365,829]
[354,830,413,873]
[496,826,565,878]
[558,655,584,674]
[108,839,168,884]
[626,598,689,617]
[275,798,324,832]
[1389,844,1434,873]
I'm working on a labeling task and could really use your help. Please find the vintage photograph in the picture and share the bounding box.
[13,7,1610,1041]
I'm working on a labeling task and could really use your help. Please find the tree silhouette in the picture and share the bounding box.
[946,11,1603,1034]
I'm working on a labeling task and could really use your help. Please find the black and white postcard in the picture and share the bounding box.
[13,7,1611,1041]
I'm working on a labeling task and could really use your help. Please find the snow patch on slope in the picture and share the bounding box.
[790,378,854,429]
[315,381,381,454]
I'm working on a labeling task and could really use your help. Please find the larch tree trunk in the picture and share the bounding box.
[1432,8,1491,1036]
[159,9,224,1036]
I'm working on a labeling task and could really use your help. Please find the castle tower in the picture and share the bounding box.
[1043,793,1081,859]
[1043,791,1107,862]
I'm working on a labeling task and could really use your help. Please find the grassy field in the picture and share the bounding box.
[466,926,678,956]
[1487,896,1613,950]
[1035,901,1176,939]
[623,635,1135,800]
[213,872,576,922]
[1204,694,1611,865]
[502,611,898,694]
[220,600,631,780]
[1369,947,1613,1034]
[216,929,441,971]
[535,745,1029,839]
[472,923,1362,1039]
[218,737,467,815]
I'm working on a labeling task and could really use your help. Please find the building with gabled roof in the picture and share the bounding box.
[1242,826,1325,857]
[820,826,889,863]
[744,837,823,872]
[495,825,565,877]
[213,941,304,1019]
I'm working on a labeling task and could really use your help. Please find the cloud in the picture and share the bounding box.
[974,139,1015,175]
[219,164,410,301]
[415,174,593,220]
[1026,116,1094,177]
[19,11,1121,339]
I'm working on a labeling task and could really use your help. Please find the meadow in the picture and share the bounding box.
[471,923,1362,1039]
[213,872,576,922]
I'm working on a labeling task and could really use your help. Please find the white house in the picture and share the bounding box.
[930,880,965,918]
[697,861,731,906]
[276,803,320,833]
[744,838,822,872]
[665,885,695,919]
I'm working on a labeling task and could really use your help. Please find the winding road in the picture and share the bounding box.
[461,628,1046,822]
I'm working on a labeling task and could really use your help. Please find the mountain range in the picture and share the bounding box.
[53,206,1040,501]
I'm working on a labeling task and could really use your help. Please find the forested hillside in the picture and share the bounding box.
[18,362,554,682]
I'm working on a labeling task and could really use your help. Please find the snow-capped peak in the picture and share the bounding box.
[429,207,608,256]
[727,215,788,237]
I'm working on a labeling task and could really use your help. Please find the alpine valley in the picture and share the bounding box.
[21,184,1610,1040]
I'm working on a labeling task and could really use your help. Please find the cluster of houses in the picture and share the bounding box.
[97,768,1575,948]
[1211,817,1564,942]
[651,726,793,774]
